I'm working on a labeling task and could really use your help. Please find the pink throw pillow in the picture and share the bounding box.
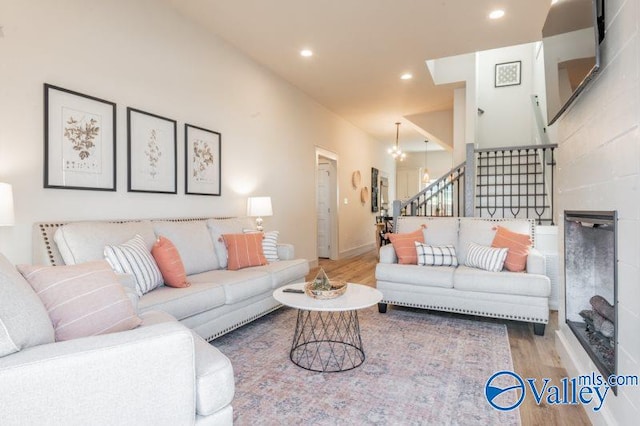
[152,236,191,288]
[18,261,142,342]
[491,226,532,272]
[387,228,425,265]
[222,233,268,271]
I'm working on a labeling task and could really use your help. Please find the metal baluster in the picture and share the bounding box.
[508,150,514,219]
[487,151,497,218]
[477,152,483,217]
[524,148,530,217]
[550,147,555,225]
[534,147,545,224]
[500,150,505,219]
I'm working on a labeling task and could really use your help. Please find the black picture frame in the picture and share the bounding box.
[127,107,177,194]
[184,124,222,196]
[44,84,117,191]
[371,167,379,212]
[495,61,522,87]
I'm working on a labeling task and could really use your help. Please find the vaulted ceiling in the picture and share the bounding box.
[164,0,552,151]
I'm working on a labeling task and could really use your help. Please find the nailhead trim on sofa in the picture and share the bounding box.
[380,299,548,324]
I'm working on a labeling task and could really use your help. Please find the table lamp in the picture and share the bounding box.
[247,196,272,231]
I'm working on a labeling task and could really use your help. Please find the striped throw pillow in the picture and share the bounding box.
[104,234,163,296]
[262,230,280,262]
[464,242,508,272]
[415,242,458,267]
[387,228,425,265]
[491,226,532,272]
[17,261,142,341]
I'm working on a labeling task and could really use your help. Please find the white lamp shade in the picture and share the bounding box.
[0,183,15,226]
[247,196,273,217]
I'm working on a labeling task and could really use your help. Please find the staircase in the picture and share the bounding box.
[392,143,557,226]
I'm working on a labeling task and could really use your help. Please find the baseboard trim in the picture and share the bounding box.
[338,243,375,260]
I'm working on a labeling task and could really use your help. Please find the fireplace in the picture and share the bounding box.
[564,210,617,390]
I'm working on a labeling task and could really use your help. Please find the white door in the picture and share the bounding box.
[317,163,331,258]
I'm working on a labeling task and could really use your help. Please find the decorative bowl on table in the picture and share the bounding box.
[304,280,348,300]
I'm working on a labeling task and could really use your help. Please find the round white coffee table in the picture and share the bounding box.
[273,282,383,372]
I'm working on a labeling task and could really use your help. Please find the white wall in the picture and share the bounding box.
[543,28,598,124]
[0,0,393,264]
[555,0,640,423]
[532,41,555,145]
[427,53,477,149]
[453,87,467,164]
[397,151,453,181]
[405,109,454,149]
[476,43,538,148]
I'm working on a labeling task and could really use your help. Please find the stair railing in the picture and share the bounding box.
[390,143,557,229]
[392,162,466,229]
[475,144,557,225]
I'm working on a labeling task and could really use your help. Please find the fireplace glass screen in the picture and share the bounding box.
[564,211,617,387]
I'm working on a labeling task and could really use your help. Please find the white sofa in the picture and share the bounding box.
[9,216,309,424]
[376,217,551,335]
[0,253,234,425]
[32,217,310,341]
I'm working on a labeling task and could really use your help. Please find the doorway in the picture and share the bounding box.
[316,148,338,260]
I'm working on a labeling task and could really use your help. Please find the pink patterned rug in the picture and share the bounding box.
[214,306,520,425]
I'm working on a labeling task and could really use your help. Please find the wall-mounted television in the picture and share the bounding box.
[543,0,605,125]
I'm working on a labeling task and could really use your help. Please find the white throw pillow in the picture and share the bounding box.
[464,242,508,272]
[104,234,163,296]
[414,242,458,267]
[262,230,280,263]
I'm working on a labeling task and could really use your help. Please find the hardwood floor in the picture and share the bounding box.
[307,250,592,426]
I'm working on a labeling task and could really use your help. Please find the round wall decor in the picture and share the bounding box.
[360,186,368,204]
[351,170,361,189]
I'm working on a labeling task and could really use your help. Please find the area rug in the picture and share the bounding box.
[214,306,521,425]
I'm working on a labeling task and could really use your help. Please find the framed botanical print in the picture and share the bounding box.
[127,107,177,194]
[44,84,116,191]
[184,124,221,196]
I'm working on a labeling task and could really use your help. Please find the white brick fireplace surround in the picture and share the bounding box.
[554,0,640,423]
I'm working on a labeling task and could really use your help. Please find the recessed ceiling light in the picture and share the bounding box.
[400,73,413,80]
[489,9,505,19]
[300,49,313,57]
[551,0,559,4]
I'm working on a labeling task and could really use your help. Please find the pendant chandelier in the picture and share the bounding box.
[387,122,406,161]
[422,140,430,184]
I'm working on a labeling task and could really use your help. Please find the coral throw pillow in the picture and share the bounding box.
[491,226,532,272]
[222,233,268,271]
[387,228,425,265]
[152,236,191,288]
[17,261,142,342]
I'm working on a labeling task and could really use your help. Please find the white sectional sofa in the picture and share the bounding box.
[0,253,235,425]
[3,216,310,424]
[376,217,551,335]
[33,216,310,341]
